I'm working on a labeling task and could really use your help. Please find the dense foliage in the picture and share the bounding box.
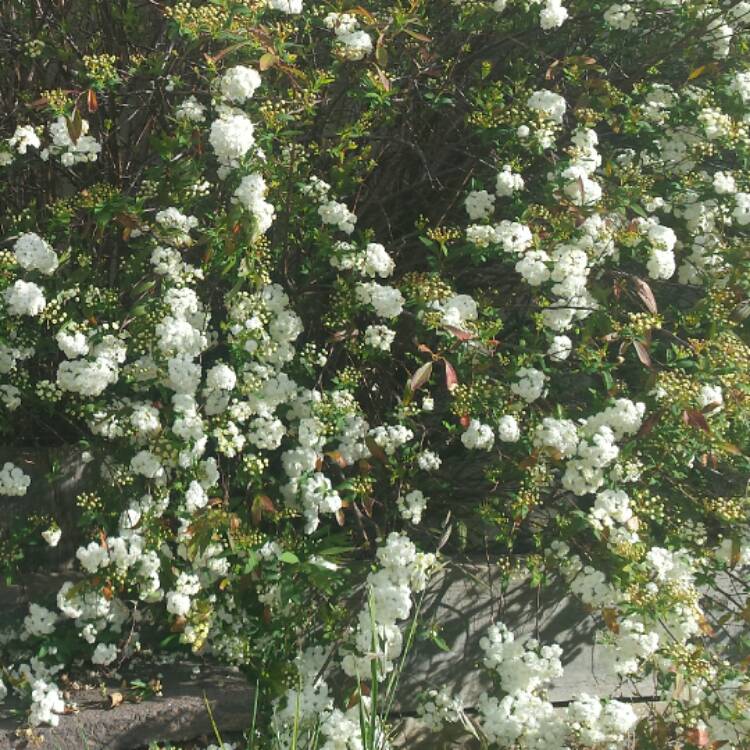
[1,0,750,747]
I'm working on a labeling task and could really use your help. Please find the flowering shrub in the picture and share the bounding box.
[1,0,750,748]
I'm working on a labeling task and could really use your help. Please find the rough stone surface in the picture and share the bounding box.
[394,560,657,712]
[0,664,253,750]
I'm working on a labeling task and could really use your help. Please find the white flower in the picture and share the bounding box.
[356,282,404,318]
[76,541,109,573]
[9,125,41,154]
[712,171,736,195]
[461,419,495,451]
[547,335,572,362]
[698,384,723,413]
[0,461,31,496]
[206,363,237,391]
[166,590,191,617]
[318,199,357,234]
[515,249,551,286]
[42,527,62,547]
[13,233,59,275]
[527,89,567,124]
[209,112,256,166]
[604,3,638,29]
[130,450,165,480]
[175,95,205,122]
[4,280,46,316]
[539,0,568,30]
[0,384,21,411]
[398,489,428,524]
[24,603,57,637]
[92,643,118,666]
[56,330,89,359]
[268,0,303,12]
[465,189,496,220]
[733,193,750,226]
[417,450,441,471]
[47,116,101,164]
[155,207,199,247]
[364,324,396,351]
[511,367,547,403]
[440,293,478,328]
[220,65,262,103]
[497,415,520,443]
[647,248,675,280]
[495,165,524,197]
[185,480,209,513]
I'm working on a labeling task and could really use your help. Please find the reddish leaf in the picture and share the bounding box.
[632,277,658,314]
[682,409,711,433]
[87,89,98,113]
[251,494,276,526]
[633,340,653,368]
[602,608,620,634]
[408,361,433,392]
[685,727,710,747]
[444,359,459,392]
[636,410,661,439]
[444,325,475,341]
[459,414,471,429]
[326,450,348,469]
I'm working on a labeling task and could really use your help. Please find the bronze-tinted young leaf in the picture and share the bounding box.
[87,89,98,113]
[66,109,83,144]
[682,409,710,433]
[444,358,458,392]
[326,450,348,468]
[365,436,388,463]
[632,276,658,313]
[602,607,620,634]
[408,360,433,392]
[636,409,661,438]
[444,324,475,341]
[633,340,653,368]
[251,494,276,526]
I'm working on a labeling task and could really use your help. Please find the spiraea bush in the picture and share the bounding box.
[1,0,750,747]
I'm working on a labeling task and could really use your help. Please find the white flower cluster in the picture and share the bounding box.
[342,532,436,678]
[42,116,101,166]
[0,461,31,496]
[232,173,275,237]
[13,232,59,275]
[219,65,261,103]
[210,110,256,168]
[480,622,563,693]
[397,489,428,524]
[155,207,199,247]
[324,13,373,61]
[461,418,495,451]
[4,280,46,317]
